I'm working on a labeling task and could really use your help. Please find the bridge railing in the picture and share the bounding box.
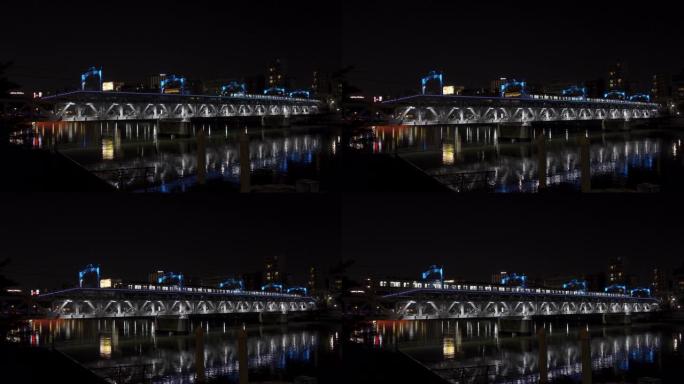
[378,280,653,301]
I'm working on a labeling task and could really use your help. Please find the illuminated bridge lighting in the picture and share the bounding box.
[39,284,315,319]
[501,80,527,98]
[218,278,244,290]
[262,283,284,293]
[631,287,652,297]
[629,94,651,102]
[562,85,587,98]
[81,67,103,91]
[605,284,627,294]
[264,87,286,96]
[421,71,444,95]
[157,272,184,286]
[562,279,588,292]
[421,265,444,283]
[160,75,186,95]
[604,90,627,100]
[221,81,246,96]
[501,273,527,287]
[78,264,101,288]
[286,287,308,296]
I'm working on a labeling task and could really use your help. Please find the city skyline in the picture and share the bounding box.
[2,1,683,95]
[3,194,682,290]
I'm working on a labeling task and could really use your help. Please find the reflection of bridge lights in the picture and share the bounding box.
[99,335,112,359]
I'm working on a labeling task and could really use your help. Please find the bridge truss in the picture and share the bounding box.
[383,288,659,320]
[40,286,316,319]
[385,95,660,126]
[42,91,322,122]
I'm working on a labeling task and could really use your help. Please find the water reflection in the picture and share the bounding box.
[26,319,319,384]
[18,122,684,192]
[362,320,668,384]
[362,125,683,192]
[27,122,326,192]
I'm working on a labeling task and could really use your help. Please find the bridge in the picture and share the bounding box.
[39,284,316,319]
[383,94,660,126]
[41,91,322,122]
[378,282,660,320]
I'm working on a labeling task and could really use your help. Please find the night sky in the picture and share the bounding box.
[2,1,682,94]
[1,194,682,289]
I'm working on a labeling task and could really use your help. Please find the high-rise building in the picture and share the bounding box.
[651,74,671,103]
[307,266,318,294]
[264,256,282,284]
[149,74,166,91]
[492,271,508,285]
[608,62,626,92]
[490,78,508,96]
[148,271,166,284]
[267,59,285,89]
[652,267,667,296]
[608,257,625,285]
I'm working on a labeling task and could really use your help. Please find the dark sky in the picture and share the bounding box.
[1,194,682,289]
[2,0,682,94]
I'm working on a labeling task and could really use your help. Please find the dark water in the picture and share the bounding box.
[16,121,684,192]
[13,319,684,383]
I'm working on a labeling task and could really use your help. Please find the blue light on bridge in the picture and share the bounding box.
[421,71,444,95]
[562,279,588,292]
[501,273,527,287]
[261,283,284,292]
[500,80,527,98]
[160,75,186,95]
[562,86,587,98]
[288,90,311,99]
[286,287,308,295]
[78,264,101,288]
[81,67,103,91]
[218,278,244,290]
[264,87,286,96]
[421,265,444,283]
[629,94,651,102]
[220,81,246,96]
[605,284,627,294]
[604,90,626,100]
[630,287,652,297]
[158,272,184,287]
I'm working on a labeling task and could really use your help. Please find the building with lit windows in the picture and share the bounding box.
[608,257,625,285]
[264,256,282,284]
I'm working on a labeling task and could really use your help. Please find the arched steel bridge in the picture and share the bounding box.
[41,91,322,122]
[384,94,661,126]
[39,285,317,319]
[380,285,659,320]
